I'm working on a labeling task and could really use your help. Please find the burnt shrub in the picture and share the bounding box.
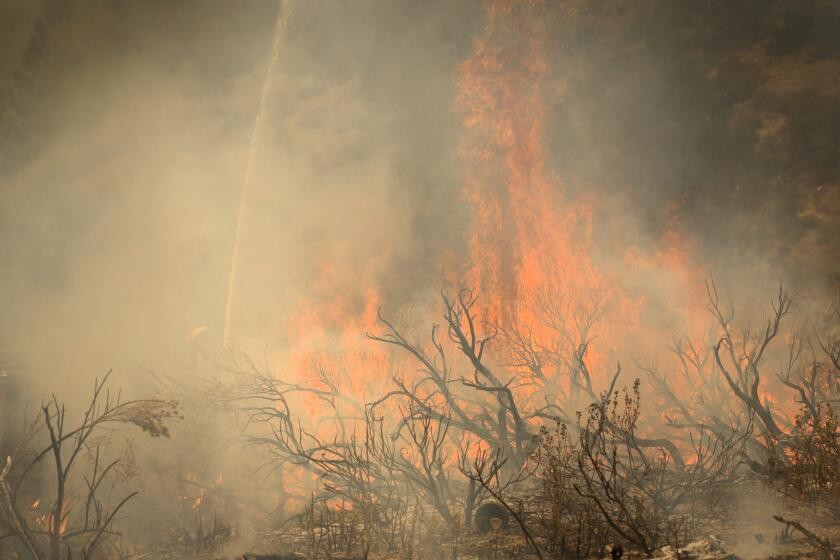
[535,380,743,558]
[769,402,840,513]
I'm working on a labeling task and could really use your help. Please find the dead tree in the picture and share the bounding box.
[367,290,540,470]
[235,290,550,538]
[366,405,456,526]
[0,371,179,560]
[495,287,605,426]
[708,279,793,447]
[233,350,435,555]
[365,289,556,533]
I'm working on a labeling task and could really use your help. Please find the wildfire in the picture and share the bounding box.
[283,253,390,428]
[455,0,640,382]
[452,0,724,405]
[277,0,711,409]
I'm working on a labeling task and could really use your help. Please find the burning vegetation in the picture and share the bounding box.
[1,283,839,559]
[1,0,839,559]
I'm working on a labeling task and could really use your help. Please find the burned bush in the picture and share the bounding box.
[228,283,839,559]
[535,378,746,558]
[0,372,180,560]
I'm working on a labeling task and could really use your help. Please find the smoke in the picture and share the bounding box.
[223,0,288,346]
[0,0,479,541]
[0,0,838,549]
[541,0,840,294]
[2,1,837,386]
[724,481,786,559]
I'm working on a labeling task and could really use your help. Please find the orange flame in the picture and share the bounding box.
[283,252,391,431]
[193,488,204,509]
[456,0,637,380]
[274,0,803,480]
[278,0,709,422]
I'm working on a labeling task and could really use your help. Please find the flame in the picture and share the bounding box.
[454,0,721,405]
[455,0,637,383]
[277,0,708,431]
[283,253,390,432]
[270,0,800,490]
[193,488,205,509]
[34,501,71,538]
